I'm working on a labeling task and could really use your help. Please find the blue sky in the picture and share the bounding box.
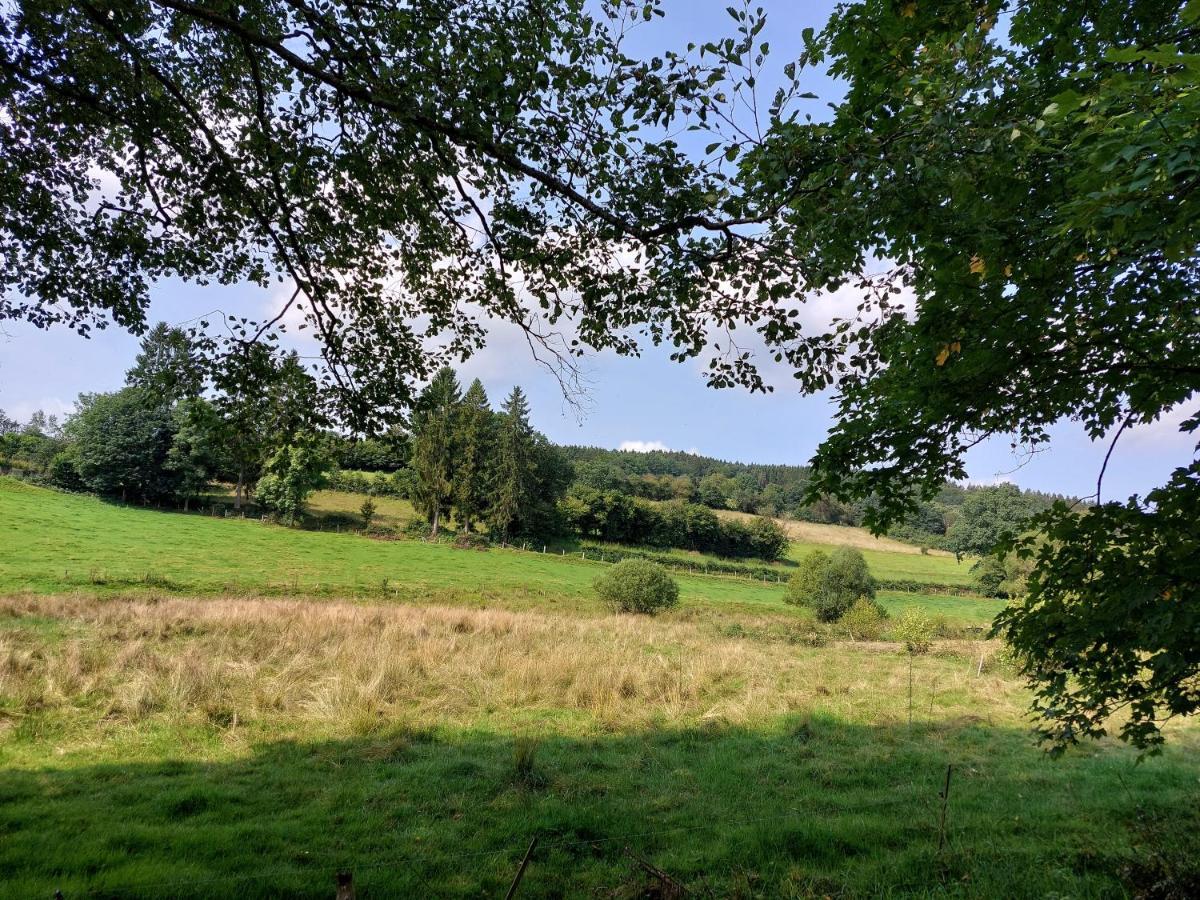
[1,1,1193,502]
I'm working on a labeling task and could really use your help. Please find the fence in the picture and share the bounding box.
[47,770,956,897]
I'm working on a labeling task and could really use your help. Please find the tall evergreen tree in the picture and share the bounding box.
[490,386,536,540]
[452,379,495,534]
[410,367,461,537]
[125,322,205,402]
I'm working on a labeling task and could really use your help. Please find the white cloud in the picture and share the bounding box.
[6,397,74,423]
[1123,401,1198,449]
[619,439,671,452]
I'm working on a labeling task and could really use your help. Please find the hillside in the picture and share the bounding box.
[3,477,1199,897]
[0,478,991,623]
[713,508,955,556]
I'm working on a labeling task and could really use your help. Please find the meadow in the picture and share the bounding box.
[2,478,1198,896]
[0,479,993,624]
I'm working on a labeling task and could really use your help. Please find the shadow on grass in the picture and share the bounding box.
[2,719,1199,898]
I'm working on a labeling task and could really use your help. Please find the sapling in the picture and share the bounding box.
[893,610,936,726]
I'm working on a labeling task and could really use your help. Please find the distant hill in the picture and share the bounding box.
[559,444,1074,547]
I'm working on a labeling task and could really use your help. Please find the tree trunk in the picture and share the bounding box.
[431,504,440,538]
[235,469,245,510]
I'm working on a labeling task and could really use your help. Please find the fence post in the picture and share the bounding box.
[937,764,953,852]
[504,836,539,899]
[335,871,356,900]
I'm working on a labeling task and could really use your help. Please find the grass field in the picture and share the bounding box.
[1,593,1197,897]
[0,479,996,625]
[3,477,1198,896]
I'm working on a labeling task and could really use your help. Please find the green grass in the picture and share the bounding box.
[877,591,1006,627]
[0,593,1197,898]
[788,540,974,586]
[0,479,1000,626]
[2,479,1199,896]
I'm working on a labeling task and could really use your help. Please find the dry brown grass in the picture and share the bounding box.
[0,593,1016,739]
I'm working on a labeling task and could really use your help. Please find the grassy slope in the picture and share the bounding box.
[0,479,1001,623]
[1,594,1197,898]
[2,481,1198,895]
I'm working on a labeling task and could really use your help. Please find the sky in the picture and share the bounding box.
[1,1,1194,503]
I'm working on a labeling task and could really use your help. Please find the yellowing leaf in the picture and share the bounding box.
[936,345,951,366]
[969,255,986,275]
[1003,264,1013,277]
[950,341,961,354]
[901,2,917,17]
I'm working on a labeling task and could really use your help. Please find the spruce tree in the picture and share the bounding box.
[410,367,461,537]
[490,386,535,539]
[125,322,205,403]
[452,379,494,533]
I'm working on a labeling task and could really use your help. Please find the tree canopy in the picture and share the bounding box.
[0,0,810,425]
[745,0,1199,752]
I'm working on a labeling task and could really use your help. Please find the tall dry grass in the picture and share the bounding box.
[0,593,1017,739]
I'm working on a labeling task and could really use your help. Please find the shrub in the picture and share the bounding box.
[256,444,329,524]
[970,555,1008,597]
[839,597,889,641]
[892,610,936,654]
[403,518,432,539]
[453,533,490,551]
[785,547,876,622]
[594,559,679,614]
[359,497,377,530]
[48,452,85,492]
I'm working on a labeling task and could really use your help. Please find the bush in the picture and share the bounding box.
[359,497,377,529]
[839,597,889,640]
[785,547,876,622]
[892,610,936,654]
[403,518,432,539]
[970,555,1008,597]
[256,443,329,524]
[594,559,679,614]
[48,452,86,492]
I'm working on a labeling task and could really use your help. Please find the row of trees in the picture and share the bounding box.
[566,445,1066,556]
[408,368,570,539]
[561,487,788,562]
[4,323,331,518]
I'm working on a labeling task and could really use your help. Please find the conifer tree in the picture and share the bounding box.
[125,322,205,403]
[410,367,461,537]
[490,386,535,540]
[452,379,495,533]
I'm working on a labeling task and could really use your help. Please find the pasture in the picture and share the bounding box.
[2,478,1197,896]
[2,593,1198,897]
[0,479,995,624]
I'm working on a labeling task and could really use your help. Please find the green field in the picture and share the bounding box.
[0,479,998,624]
[2,478,1198,896]
[788,541,973,586]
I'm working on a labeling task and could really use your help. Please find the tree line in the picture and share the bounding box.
[562,445,1068,558]
[405,368,569,540]
[2,323,332,520]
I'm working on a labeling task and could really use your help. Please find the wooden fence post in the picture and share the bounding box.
[504,836,539,899]
[335,871,355,900]
[937,764,953,852]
